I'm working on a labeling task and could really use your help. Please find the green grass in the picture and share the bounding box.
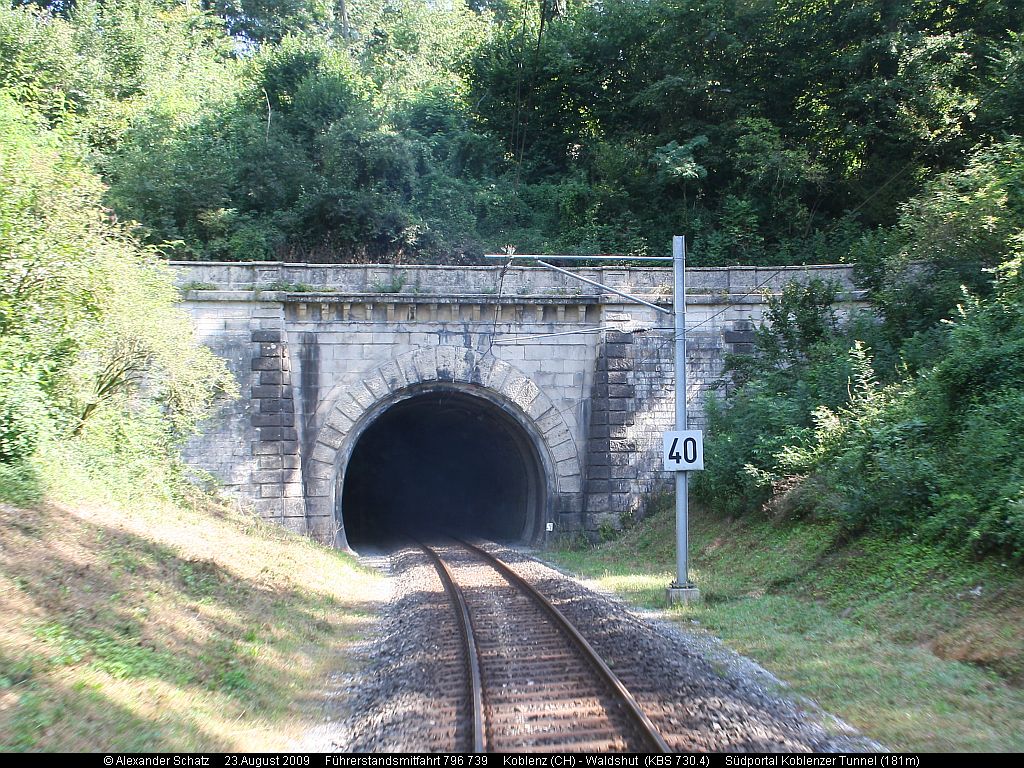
[688,596,1021,752]
[262,280,315,293]
[370,273,408,293]
[547,502,1024,752]
[177,281,218,292]
[0,490,382,751]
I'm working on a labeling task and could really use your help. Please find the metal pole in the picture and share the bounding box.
[668,236,699,603]
[486,241,699,603]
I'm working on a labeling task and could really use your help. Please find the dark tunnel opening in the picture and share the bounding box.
[341,390,545,550]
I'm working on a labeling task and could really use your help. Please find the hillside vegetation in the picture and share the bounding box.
[1,11,385,750]
[1,1,1023,752]
[3,6,1022,551]
[550,502,1024,752]
[1,1,1021,263]
[693,141,1024,562]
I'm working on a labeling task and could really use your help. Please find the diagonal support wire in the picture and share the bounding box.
[533,260,672,315]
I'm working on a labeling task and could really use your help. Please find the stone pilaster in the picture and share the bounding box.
[249,329,305,531]
[583,331,639,535]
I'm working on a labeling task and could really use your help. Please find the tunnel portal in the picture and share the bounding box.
[341,390,546,550]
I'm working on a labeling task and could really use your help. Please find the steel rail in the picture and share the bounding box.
[456,539,672,753]
[419,543,487,753]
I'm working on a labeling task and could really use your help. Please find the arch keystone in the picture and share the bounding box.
[436,346,458,381]
[470,353,493,385]
[411,347,438,382]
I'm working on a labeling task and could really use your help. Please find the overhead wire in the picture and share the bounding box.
[474,33,1022,413]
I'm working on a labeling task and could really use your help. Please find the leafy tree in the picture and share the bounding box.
[203,0,344,44]
[857,139,1024,349]
[0,92,235,489]
[696,139,1024,560]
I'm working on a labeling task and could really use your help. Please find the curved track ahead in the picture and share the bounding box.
[419,540,671,753]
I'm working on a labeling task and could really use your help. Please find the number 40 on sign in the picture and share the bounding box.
[663,430,705,471]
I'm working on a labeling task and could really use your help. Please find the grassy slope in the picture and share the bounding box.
[548,505,1024,752]
[0,497,382,751]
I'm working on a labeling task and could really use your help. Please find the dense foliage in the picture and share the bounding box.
[2,1,1023,558]
[695,144,1024,560]
[0,92,234,503]
[2,0,1021,262]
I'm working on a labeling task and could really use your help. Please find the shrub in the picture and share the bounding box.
[0,355,48,465]
[694,278,865,516]
[1,91,235,503]
[699,141,1024,560]
[0,459,42,506]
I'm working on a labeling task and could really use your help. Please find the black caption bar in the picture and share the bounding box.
[2,754,998,768]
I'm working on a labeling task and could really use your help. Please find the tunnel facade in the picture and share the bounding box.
[341,388,547,549]
[300,346,584,550]
[174,263,867,544]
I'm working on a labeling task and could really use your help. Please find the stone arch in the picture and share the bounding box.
[301,345,583,548]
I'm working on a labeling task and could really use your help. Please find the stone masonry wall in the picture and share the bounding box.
[583,330,638,534]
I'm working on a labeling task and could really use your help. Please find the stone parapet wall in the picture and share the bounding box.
[171,261,865,303]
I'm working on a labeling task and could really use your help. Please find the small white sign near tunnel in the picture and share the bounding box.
[663,431,704,471]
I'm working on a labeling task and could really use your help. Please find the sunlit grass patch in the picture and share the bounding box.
[679,595,1024,752]
[589,571,674,609]
[0,495,383,751]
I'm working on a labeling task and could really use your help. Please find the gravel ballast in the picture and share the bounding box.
[305,542,883,753]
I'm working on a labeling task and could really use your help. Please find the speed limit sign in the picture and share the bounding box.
[663,430,704,471]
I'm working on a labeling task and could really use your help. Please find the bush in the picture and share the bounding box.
[0,459,43,506]
[929,389,1024,557]
[0,354,48,465]
[1,91,235,503]
[856,139,1024,349]
[699,141,1024,560]
[697,301,1024,559]
[693,278,866,516]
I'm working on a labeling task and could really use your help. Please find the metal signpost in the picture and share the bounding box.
[485,236,701,605]
[665,236,700,604]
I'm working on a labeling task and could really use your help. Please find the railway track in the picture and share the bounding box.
[418,539,671,753]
